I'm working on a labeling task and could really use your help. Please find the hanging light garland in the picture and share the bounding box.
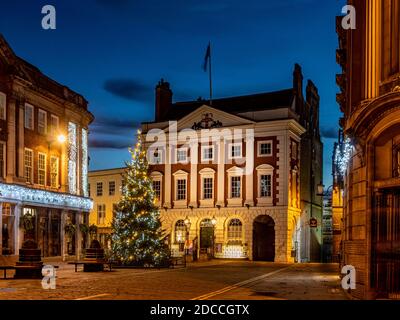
[0,182,93,211]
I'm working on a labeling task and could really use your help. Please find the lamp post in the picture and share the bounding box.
[211,215,217,258]
[184,216,191,267]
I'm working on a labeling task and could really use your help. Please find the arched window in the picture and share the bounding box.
[175,220,186,243]
[228,219,243,241]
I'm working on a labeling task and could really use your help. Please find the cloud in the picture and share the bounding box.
[90,116,141,135]
[103,78,153,102]
[321,127,338,139]
[89,138,132,150]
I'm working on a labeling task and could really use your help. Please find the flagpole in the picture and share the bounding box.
[208,42,213,106]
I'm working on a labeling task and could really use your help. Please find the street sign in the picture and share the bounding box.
[309,218,318,228]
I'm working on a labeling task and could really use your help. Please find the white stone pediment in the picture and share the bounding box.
[165,105,255,133]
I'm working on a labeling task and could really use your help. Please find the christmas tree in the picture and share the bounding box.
[111,131,170,267]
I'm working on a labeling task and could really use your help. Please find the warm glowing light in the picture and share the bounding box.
[57,134,66,143]
[211,216,217,226]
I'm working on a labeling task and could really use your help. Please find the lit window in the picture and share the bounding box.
[0,92,6,120]
[24,104,34,130]
[258,141,272,156]
[24,149,33,184]
[109,181,116,196]
[175,220,186,244]
[260,174,272,197]
[50,115,59,136]
[231,176,241,198]
[177,148,188,163]
[38,153,46,186]
[228,219,243,240]
[203,177,213,199]
[50,157,59,188]
[202,146,214,161]
[152,180,161,200]
[97,204,106,225]
[38,109,47,135]
[177,179,186,200]
[97,182,103,196]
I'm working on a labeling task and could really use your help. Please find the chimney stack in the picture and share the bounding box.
[155,79,172,122]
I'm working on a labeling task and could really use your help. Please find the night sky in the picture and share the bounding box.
[0,0,346,186]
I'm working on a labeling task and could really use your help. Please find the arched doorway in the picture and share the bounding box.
[200,219,214,254]
[253,215,275,261]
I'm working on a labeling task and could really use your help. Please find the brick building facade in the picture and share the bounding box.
[0,34,93,260]
[337,0,400,299]
[142,64,323,263]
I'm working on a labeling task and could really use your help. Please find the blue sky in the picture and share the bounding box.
[0,0,346,186]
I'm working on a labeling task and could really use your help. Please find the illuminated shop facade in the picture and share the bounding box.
[0,34,93,259]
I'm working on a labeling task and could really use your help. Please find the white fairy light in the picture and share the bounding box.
[68,122,77,194]
[0,183,93,211]
[82,128,89,197]
[336,137,352,176]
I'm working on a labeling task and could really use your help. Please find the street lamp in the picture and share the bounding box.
[317,183,325,196]
[184,216,191,266]
[211,216,217,258]
[57,134,66,144]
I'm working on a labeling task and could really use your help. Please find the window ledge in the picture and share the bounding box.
[227,198,243,207]
[199,199,214,208]
[173,200,187,209]
[257,197,273,206]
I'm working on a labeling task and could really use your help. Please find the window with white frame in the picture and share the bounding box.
[177,179,186,200]
[256,164,274,204]
[97,204,106,225]
[50,115,59,136]
[24,148,33,183]
[24,104,34,130]
[38,153,46,186]
[201,145,214,162]
[229,143,242,159]
[175,220,186,244]
[97,182,103,196]
[151,172,163,204]
[260,174,272,197]
[203,177,213,199]
[176,148,188,163]
[258,141,273,157]
[231,176,241,198]
[228,219,243,240]
[109,181,116,196]
[38,109,47,135]
[199,168,215,205]
[50,156,59,188]
[149,148,163,165]
[0,92,6,120]
[152,180,161,200]
[0,142,5,178]
[173,171,188,206]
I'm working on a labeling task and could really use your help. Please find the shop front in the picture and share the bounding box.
[0,183,93,260]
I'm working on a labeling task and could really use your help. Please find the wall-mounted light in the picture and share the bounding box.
[317,183,325,196]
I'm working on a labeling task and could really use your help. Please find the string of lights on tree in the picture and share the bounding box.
[111,130,170,267]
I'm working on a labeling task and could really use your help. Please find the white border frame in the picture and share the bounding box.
[228,142,243,160]
[37,152,47,186]
[201,145,215,162]
[257,140,273,157]
[256,164,274,205]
